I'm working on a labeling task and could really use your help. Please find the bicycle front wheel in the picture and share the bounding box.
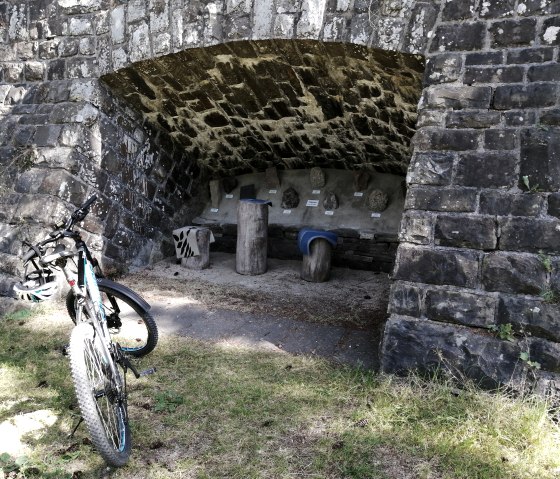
[66,285,158,357]
[69,322,131,467]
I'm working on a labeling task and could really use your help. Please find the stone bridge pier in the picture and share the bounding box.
[1,0,560,390]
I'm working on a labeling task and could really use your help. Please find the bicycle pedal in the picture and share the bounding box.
[138,367,156,377]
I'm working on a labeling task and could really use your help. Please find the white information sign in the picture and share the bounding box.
[371,212,381,218]
[268,189,277,194]
[324,210,334,216]
[312,189,321,195]
[225,194,233,199]
[283,209,292,215]
[354,192,364,197]
[306,199,320,207]
[210,208,219,213]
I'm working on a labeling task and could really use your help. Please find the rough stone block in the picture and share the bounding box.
[541,109,560,126]
[520,128,560,192]
[489,18,537,47]
[482,252,547,295]
[423,53,462,85]
[542,17,560,45]
[484,129,517,150]
[389,282,421,318]
[494,84,558,109]
[528,64,560,82]
[479,191,543,217]
[393,244,479,288]
[407,152,453,186]
[381,315,522,388]
[529,338,560,373]
[455,152,517,188]
[464,66,524,85]
[505,110,537,126]
[498,296,560,343]
[414,129,479,152]
[442,0,477,21]
[425,289,496,328]
[446,110,501,129]
[405,186,477,212]
[423,85,492,110]
[507,47,554,63]
[499,217,560,254]
[548,193,560,218]
[400,212,433,245]
[464,51,503,65]
[435,215,497,250]
[430,22,486,52]
[479,0,516,18]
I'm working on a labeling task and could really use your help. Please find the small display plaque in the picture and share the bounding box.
[225,194,233,199]
[306,199,320,207]
[268,189,277,194]
[210,208,219,213]
[312,189,321,195]
[283,209,292,215]
[371,212,381,218]
[354,192,364,197]
[324,210,334,216]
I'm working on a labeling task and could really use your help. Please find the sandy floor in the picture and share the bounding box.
[127,252,392,330]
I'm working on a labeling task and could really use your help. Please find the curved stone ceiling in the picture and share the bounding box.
[102,40,424,177]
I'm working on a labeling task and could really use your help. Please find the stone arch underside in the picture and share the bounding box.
[101,40,424,179]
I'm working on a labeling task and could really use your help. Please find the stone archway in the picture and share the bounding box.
[1,0,559,389]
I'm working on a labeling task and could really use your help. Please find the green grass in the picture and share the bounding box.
[0,303,559,478]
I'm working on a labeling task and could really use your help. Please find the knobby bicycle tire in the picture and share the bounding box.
[69,322,131,467]
[66,285,158,357]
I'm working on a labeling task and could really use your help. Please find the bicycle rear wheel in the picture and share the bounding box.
[69,322,131,467]
[66,285,158,357]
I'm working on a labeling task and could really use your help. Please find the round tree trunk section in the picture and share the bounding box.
[181,228,211,270]
[301,238,332,282]
[236,201,269,275]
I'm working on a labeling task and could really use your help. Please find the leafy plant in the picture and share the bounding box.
[521,175,540,193]
[519,352,541,370]
[538,250,553,273]
[540,288,559,304]
[490,323,515,342]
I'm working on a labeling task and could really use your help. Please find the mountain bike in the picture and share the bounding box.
[13,195,158,466]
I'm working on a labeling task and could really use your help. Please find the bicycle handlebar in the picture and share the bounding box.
[21,195,98,263]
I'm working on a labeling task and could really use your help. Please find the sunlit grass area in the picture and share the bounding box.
[1,303,559,478]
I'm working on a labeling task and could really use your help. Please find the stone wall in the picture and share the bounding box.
[381,0,560,391]
[1,0,560,389]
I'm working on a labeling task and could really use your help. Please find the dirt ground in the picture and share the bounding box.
[125,252,392,331]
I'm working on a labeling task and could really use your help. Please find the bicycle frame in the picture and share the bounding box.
[59,247,126,402]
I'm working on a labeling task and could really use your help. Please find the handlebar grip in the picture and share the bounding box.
[22,248,37,262]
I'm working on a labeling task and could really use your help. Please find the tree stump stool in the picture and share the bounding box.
[236,199,271,275]
[298,229,338,282]
[172,226,213,270]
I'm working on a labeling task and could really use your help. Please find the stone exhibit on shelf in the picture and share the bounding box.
[209,179,221,209]
[281,187,300,209]
[323,191,339,210]
[265,166,280,189]
[310,167,326,189]
[368,189,389,212]
[353,170,370,192]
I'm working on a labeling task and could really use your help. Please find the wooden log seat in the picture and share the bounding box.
[236,199,272,275]
[172,226,214,270]
[298,229,338,282]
